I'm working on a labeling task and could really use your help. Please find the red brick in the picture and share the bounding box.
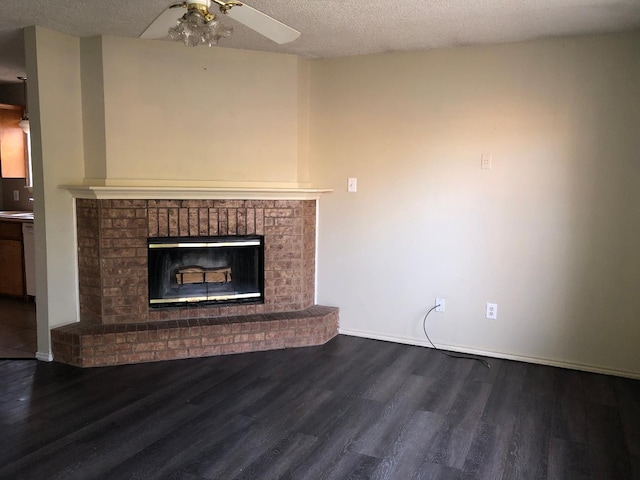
[255,209,264,235]
[95,343,132,354]
[189,345,222,357]
[213,200,245,208]
[247,332,265,342]
[117,352,155,364]
[112,238,146,248]
[207,209,218,236]
[264,209,295,218]
[197,324,211,336]
[155,208,167,237]
[148,200,180,208]
[169,208,180,236]
[101,247,137,258]
[136,330,149,342]
[234,333,250,343]
[201,335,233,346]
[168,338,201,349]
[154,349,190,361]
[189,208,199,236]
[222,343,253,354]
[264,339,286,349]
[199,209,209,236]
[218,209,228,235]
[227,209,237,234]
[103,333,117,344]
[266,330,296,340]
[133,341,168,352]
[112,218,146,229]
[90,355,119,367]
[218,324,232,335]
[180,326,200,338]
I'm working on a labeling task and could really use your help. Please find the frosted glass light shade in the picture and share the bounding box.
[19,118,30,134]
[169,11,232,47]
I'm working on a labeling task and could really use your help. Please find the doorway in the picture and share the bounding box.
[0,297,36,358]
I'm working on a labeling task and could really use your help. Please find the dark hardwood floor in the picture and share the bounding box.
[0,297,36,358]
[0,335,638,479]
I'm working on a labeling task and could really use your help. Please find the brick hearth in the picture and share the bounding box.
[51,198,338,367]
[52,306,338,367]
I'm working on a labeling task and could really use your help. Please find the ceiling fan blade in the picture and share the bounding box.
[224,3,300,44]
[140,4,185,39]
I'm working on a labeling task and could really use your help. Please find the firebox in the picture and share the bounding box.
[147,235,264,307]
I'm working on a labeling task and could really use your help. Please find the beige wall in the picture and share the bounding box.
[25,27,85,357]
[80,36,107,180]
[309,33,640,376]
[95,36,303,186]
[296,58,311,184]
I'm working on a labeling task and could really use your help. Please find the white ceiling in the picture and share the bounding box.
[0,0,639,83]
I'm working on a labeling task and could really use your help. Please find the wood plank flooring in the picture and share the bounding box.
[0,335,638,479]
[0,298,36,358]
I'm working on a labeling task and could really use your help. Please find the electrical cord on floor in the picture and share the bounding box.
[422,304,491,369]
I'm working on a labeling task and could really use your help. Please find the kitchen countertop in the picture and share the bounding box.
[0,211,34,222]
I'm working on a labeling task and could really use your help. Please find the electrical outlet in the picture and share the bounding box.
[435,298,445,312]
[486,303,497,320]
[13,190,19,201]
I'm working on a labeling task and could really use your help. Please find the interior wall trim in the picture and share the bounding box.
[36,351,54,362]
[61,185,332,201]
[339,328,640,380]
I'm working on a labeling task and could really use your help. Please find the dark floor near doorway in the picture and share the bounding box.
[0,335,638,479]
[0,297,36,358]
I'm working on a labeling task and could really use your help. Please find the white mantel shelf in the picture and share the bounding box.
[62,185,332,201]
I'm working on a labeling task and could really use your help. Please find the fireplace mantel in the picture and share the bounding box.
[62,185,332,201]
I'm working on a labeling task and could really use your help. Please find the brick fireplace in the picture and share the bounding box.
[51,195,338,367]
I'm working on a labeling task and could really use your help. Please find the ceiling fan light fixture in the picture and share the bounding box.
[169,8,232,47]
[141,0,299,46]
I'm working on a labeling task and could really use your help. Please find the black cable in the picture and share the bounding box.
[422,304,491,369]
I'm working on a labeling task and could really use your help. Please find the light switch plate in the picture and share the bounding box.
[348,177,357,193]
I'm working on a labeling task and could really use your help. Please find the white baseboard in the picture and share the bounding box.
[36,352,53,362]
[339,328,640,380]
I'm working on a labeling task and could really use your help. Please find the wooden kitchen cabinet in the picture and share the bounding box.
[0,221,25,297]
[0,104,27,178]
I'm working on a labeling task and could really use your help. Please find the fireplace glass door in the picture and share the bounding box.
[148,235,264,307]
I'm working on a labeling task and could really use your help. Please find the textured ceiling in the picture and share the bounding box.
[0,0,639,83]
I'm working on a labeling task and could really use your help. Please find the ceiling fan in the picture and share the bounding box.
[141,0,300,47]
